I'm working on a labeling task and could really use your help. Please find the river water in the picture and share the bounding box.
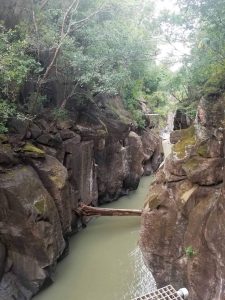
[35,176,156,300]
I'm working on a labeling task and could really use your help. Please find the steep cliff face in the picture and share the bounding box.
[0,97,162,299]
[139,96,225,300]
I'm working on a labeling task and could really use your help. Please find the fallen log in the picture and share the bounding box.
[75,203,143,217]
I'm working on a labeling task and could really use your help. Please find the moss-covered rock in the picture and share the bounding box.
[183,156,223,185]
[197,143,208,157]
[34,199,46,214]
[0,134,8,143]
[22,143,45,158]
[173,126,196,159]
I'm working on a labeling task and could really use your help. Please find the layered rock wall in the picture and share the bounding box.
[140,96,225,300]
[0,97,162,299]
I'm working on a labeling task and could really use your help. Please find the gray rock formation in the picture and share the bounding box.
[139,96,225,300]
[0,96,162,299]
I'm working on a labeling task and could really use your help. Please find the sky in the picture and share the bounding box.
[155,0,179,14]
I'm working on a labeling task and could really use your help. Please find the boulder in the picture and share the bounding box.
[0,143,18,166]
[96,141,128,203]
[7,118,28,137]
[142,129,162,175]
[183,156,224,185]
[59,129,77,141]
[0,165,65,296]
[21,143,45,159]
[56,120,73,130]
[197,137,223,158]
[196,96,224,128]
[30,155,73,234]
[37,133,62,148]
[30,124,42,139]
[75,125,106,141]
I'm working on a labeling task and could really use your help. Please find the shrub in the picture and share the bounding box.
[0,99,16,133]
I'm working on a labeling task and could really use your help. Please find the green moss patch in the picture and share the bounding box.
[173,126,196,159]
[0,134,8,143]
[183,157,201,171]
[197,143,208,157]
[23,143,45,155]
[34,199,46,214]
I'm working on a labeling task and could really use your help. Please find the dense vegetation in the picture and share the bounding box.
[161,0,225,117]
[0,0,165,131]
[1,0,225,132]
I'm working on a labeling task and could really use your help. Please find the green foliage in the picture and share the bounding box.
[27,93,48,114]
[52,108,68,121]
[124,81,146,128]
[0,24,39,102]
[0,99,16,133]
[0,0,171,125]
[153,0,225,118]
[177,0,225,99]
[185,246,197,258]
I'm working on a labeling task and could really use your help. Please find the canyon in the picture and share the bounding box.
[0,96,162,299]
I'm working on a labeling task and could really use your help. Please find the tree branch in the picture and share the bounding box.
[61,0,79,38]
[40,0,49,9]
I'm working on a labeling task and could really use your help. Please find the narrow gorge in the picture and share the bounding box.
[0,96,162,299]
[1,0,225,299]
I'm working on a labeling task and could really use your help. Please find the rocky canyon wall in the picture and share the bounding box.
[140,95,225,300]
[0,97,162,299]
